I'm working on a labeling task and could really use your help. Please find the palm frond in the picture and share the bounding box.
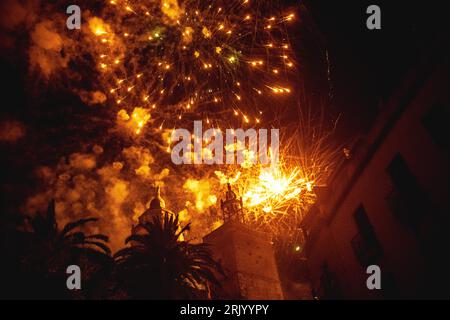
[82,240,111,255]
[113,212,221,299]
[60,217,99,238]
[85,234,109,242]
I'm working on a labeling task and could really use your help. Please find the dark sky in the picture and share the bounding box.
[287,0,448,139]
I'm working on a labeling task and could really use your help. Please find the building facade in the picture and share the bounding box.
[302,62,450,299]
[204,221,284,299]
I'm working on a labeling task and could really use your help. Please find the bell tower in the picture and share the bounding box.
[204,184,284,299]
[220,183,244,223]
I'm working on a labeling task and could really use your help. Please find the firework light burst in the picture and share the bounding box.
[90,0,296,133]
[0,0,339,251]
[212,116,338,239]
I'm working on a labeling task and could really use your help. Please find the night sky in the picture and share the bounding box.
[0,0,448,215]
[297,0,448,138]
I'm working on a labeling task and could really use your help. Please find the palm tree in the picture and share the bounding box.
[113,213,222,299]
[20,200,112,299]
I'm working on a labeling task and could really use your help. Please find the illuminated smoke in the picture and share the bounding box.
[3,1,339,251]
[29,20,68,77]
[0,121,26,142]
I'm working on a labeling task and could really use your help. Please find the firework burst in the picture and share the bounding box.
[90,0,296,133]
[212,120,339,238]
[4,0,340,249]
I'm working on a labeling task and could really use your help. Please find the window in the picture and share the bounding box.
[422,103,450,148]
[351,205,382,266]
[386,153,427,227]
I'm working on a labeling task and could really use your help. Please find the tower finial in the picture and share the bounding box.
[221,183,243,222]
[149,185,165,209]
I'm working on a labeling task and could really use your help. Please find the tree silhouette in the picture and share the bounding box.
[113,213,222,299]
[19,200,112,299]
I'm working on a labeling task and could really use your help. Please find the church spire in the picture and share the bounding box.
[149,186,165,210]
[135,186,167,226]
[220,183,244,223]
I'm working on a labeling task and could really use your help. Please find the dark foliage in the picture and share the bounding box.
[0,202,221,300]
[113,213,222,299]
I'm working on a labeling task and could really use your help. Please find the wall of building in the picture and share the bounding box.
[204,221,284,299]
[304,63,450,299]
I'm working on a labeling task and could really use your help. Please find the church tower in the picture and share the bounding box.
[203,184,284,299]
[132,186,171,235]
